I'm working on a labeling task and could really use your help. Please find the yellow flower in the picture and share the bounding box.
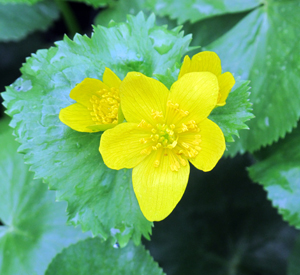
[59,68,124,132]
[99,72,226,221]
[178,51,235,106]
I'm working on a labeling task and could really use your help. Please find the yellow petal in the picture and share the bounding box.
[217,72,235,106]
[179,51,222,79]
[59,103,96,132]
[178,55,191,79]
[120,72,169,124]
[103,67,122,88]
[70,78,109,107]
[168,72,219,124]
[132,149,190,221]
[189,119,225,172]
[87,123,118,132]
[99,122,151,170]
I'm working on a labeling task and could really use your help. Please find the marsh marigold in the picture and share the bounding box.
[179,51,235,106]
[59,68,124,132]
[100,72,226,221]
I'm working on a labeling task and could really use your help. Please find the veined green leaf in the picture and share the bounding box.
[145,0,262,24]
[209,79,253,144]
[207,0,300,153]
[0,0,59,42]
[0,118,89,275]
[46,238,165,275]
[2,12,192,246]
[248,125,300,229]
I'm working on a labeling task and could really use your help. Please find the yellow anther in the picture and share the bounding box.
[176,154,187,166]
[140,148,151,155]
[154,160,160,167]
[181,142,189,148]
[89,87,120,124]
[138,120,147,128]
[181,124,188,132]
[166,140,177,149]
[166,129,174,135]
[151,110,163,120]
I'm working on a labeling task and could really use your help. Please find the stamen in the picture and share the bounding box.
[151,110,163,120]
[169,152,181,171]
[137,105,202,170]
[89,87,120,124]
[167,100,189,121]
[153,149,164,168]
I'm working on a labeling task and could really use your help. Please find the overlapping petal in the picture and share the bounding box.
[69,78,109,107]
[59,103,96,132]
[103,67,122,88]
[178,51,235,106]
[178,51,222,79]
[189,119,225,172]
[100,123,151,170]
[217,72,236,106]
[120,72,169,125]
[168,72,219,124]
[132,149,190,221]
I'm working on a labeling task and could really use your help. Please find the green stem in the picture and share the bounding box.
[55,0,81,37]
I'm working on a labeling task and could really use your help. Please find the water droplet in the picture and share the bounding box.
[76,142,81,148]
[113,242,120,249]
[265,117,269,127]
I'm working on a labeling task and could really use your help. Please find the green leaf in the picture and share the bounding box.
[94,0,146,26]
[0,0,40,5]
[145,0,262,24]
[209,79,253,144]
[2,12,192,246]
[46,238,165,275]
[207,1,300,153]
[0,119,89,275]
[69,0,111,8]
[0,0,59,42]
[288,234,300,275]
[248,125,300,229]
[184,11,248,50]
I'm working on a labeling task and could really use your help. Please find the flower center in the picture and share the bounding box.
[138,105,202,171]
[88,87,120,124]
